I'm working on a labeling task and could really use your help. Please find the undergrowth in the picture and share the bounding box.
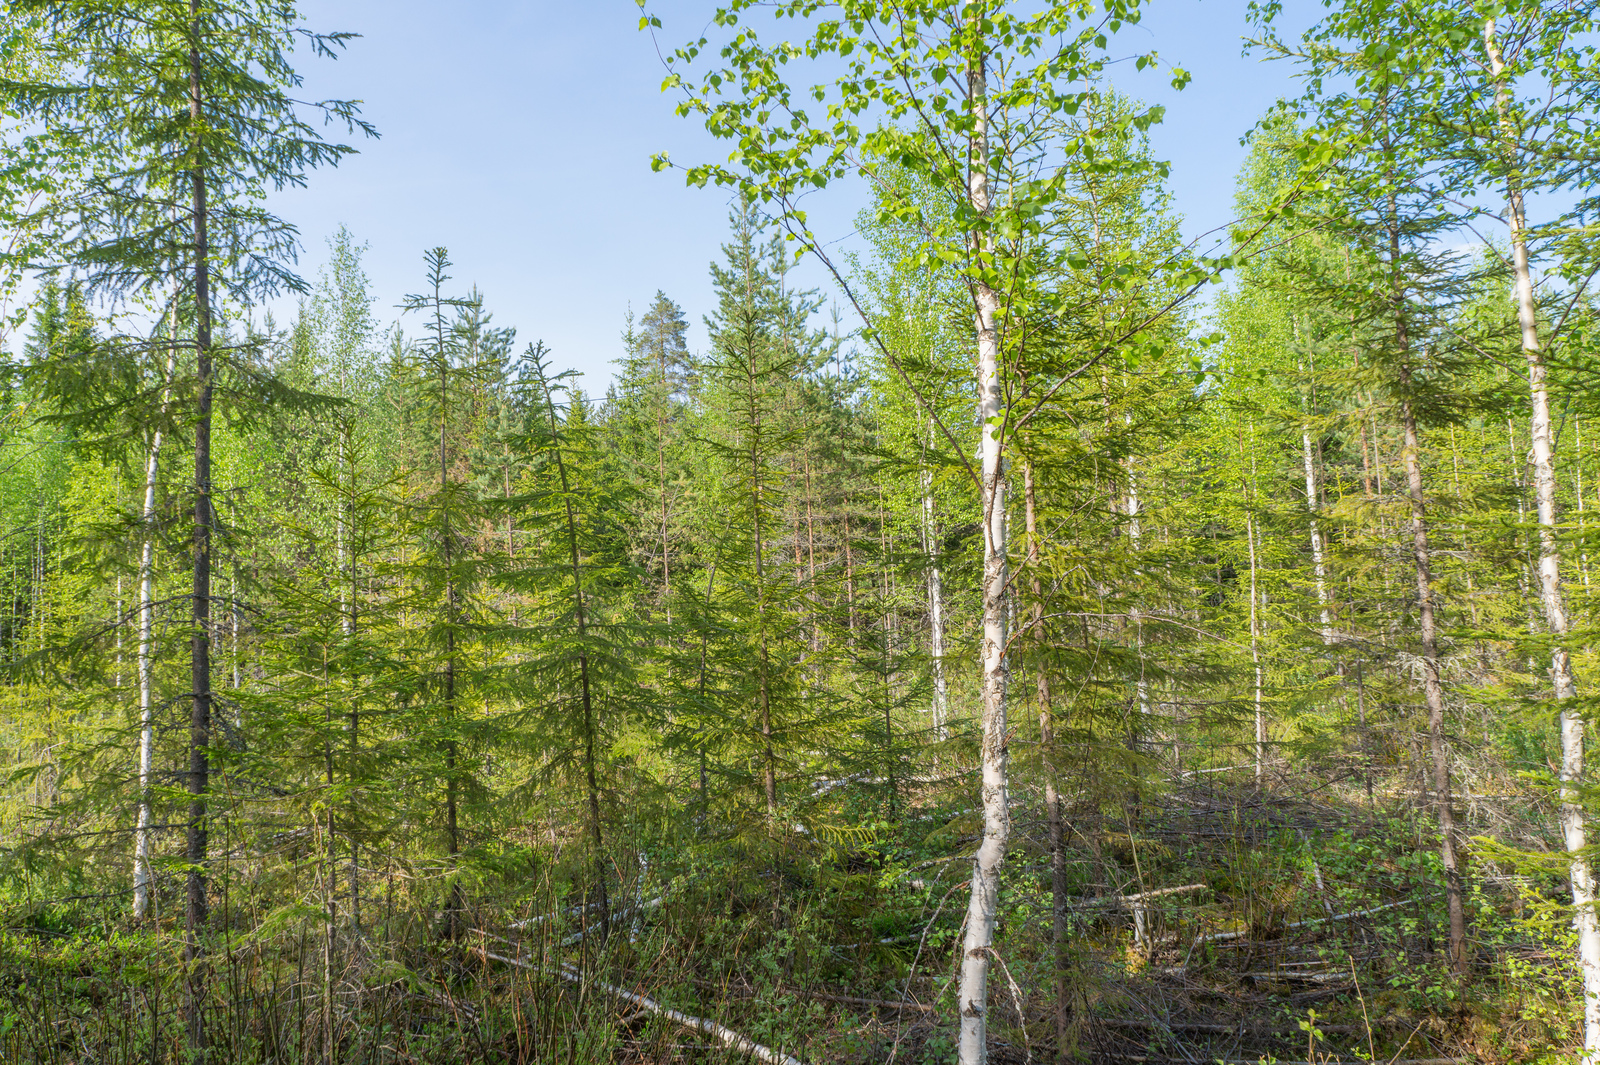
[0,779,1584,1064]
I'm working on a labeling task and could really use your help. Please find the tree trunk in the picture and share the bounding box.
[1355,660,1374,809]
[133,329,177,921]
[1376,118,1466,968]
[544,381,611,937]
[750,371,777,822]
[922,417,949,741]
[1298,349,1332,642]
[805,452,819,656]
[1398,384,1466,972]
[132,418,165,921]
[657,355,672,619]
[1485,17,1599,1037]
[1126,425,1149,748]
[434,274,462,942]
[844,508,858,641]
[344,425,361,932]
[1247,510,1264,786]
[185,8,213,1046]
[958,27,1012,1064]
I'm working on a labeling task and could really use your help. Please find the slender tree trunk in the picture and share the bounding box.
[805,452,819,656]
[1240,424,1266,785]
[958,27,1012,1064]
[185,10,214,1046]
[1484,18,1598,1037]
[657,357,672,619]
[1399,384,1466,972]
[344,427,361,932]
[844,509,858,641]
[434,281,462,942]
[133,329,177,921]
[879,483,896,815]
[922,417,949,742]
[1359,410,1375,499]
[544,384,610,936]
[1375,118,1466,968]
[1126,424,1149,740]
[749,377,777,821]
[322,646,337,1065]
[133,414,167,921]
[1298,351,1332,641]
[696,558,718,818]
[1025,462,1070,1060]
[1356,660,1374,809]
[1247,510,1264,786]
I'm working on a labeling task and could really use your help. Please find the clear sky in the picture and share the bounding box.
[269,1,1318,391]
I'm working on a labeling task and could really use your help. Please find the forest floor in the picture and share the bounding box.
[0,775,1583,1064]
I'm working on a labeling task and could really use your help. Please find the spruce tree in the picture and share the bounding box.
[6,0,371,1038]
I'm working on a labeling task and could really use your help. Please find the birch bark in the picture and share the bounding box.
[958,21,1011,1062]
[132,404,167,919]
[134,316,179,919]
[923,416,948,741]
[1484,18,1599,1040]
[1297,345,1332,642]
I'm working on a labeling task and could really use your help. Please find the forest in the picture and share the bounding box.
[0,1,1598,1063]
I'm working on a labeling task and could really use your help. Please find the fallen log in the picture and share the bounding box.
[560,894,666,946]
[475,949,801,1065]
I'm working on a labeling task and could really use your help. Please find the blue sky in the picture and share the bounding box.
[271,1,1320,390]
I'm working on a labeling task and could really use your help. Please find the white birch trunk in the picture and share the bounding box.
[1302,425,1332,642]
[958,26,1011,1064]
[1486,20,1600,1043]
[133,424,165,920]
[923,418,948,741]
[133,335,178,921]
[1293,334,1332,643]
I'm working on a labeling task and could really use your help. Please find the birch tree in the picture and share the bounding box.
[1427,0,1600,1030]
[640,3,1229,1054]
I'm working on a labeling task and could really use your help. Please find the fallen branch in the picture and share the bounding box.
[475,949,801,1065]
[1119,883,1208,905]
[1196,897,1415,945]
[510,898,604,930]
[560,895,666,946]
